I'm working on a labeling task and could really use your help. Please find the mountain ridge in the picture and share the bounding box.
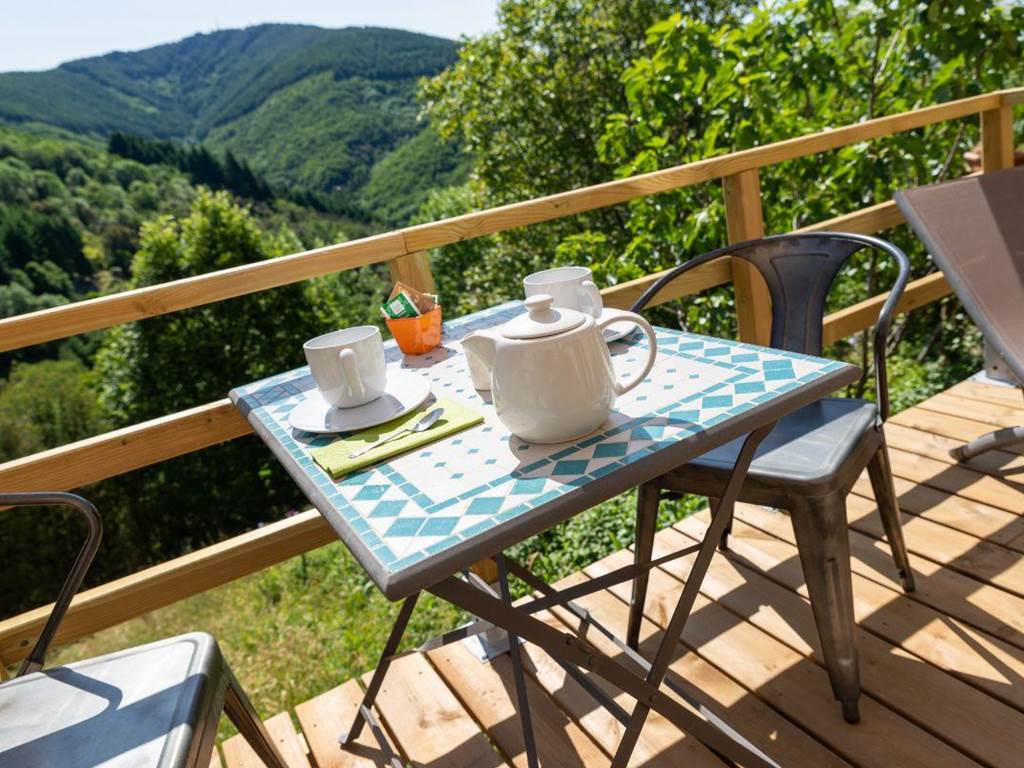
[0,24,458,138]
[0,24,465,210]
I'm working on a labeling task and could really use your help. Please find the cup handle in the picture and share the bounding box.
[338,348,366,402]
[580,280,604,318]
[598,312,658,396]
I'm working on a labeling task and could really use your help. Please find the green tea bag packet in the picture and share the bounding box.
[381,291,421,319]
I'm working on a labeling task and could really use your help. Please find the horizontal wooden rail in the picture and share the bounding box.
[795,199,905,234]
[0,90,1013,354]
[823,271,951,345]
[0,509,336,663]
[0,400,250,493]
[601,257,732,310]
[0,233,407,354]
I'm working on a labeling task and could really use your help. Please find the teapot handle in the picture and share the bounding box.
[598,312,658,396]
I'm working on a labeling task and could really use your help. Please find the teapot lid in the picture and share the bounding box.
[502,294,586,339]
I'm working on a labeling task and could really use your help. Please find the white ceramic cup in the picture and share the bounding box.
[523,266,603,317]
[303,326,387,409]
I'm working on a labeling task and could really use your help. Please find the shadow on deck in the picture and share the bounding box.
[216,378,1024,768]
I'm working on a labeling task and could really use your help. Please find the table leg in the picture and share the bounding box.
[610,424,774,767]
[628,475,661,651]
[430,572,778,768]
[495,554,539,768]
[340,592,419,746]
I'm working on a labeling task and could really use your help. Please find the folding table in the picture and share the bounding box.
[230,302,858,768]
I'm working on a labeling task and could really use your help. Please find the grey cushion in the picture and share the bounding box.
[0,632,224,768]
[679,398,879,496]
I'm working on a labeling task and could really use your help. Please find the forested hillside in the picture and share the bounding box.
[0,25,465,216]
[0,121,394,614]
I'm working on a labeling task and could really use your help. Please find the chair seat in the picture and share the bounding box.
[672,398,880,500]
[0,632,224,768]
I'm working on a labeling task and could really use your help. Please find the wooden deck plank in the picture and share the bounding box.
[220,376,1024,768]
[210,748,223,768]
[917,391,1024,431]
[946,380,1023,410]
[711,511,1024,712]
[850,473,1024,554]
[426,637,610,767]
[518,585,728,768]
[221,712,310,768]
[891,405,1024,455]
[366,652,508,767]
[883,421,1024,477]
[544,577,852,768]
[664,516,1024,766]
[845,491,1024,598]
[730,500,1024,650]
[585,551,981,768]
[659,519,1024,760]
[886,444,1024,514]
[664,524,1023,767]
[294,678,399,768]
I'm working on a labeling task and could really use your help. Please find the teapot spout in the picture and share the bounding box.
[462,330,498,391]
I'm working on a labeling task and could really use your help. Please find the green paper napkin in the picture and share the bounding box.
[312,397,484,479]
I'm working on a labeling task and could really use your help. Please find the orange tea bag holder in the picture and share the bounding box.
[386,305,442,355]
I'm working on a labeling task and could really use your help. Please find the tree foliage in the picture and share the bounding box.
[423,0,1023,397]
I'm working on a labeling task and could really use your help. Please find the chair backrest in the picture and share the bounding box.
[727,233,909,356]
[896,165,1024,382]
[0,493,102,677]
[631,231,910,420]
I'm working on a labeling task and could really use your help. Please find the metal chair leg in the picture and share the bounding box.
[222,667,289,768]
[866,439,915,591]
[950,425,1024,461]
[627,476,661,650]
[341,593,419,745]
[788,493,861,723]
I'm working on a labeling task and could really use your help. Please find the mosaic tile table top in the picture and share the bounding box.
[230,302,857,599]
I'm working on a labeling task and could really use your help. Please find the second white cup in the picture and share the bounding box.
[304,326,387,409]
[523,266,603,317]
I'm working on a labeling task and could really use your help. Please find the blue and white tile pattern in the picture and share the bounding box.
[232,303,845,580]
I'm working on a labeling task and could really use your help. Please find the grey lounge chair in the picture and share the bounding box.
[0,492,287,768]
[896,165,1024,460]
[627,232,916,724]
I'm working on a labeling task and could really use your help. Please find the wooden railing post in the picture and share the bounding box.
[723,169,772,345]
[981,103,1015,172]
[388,250,436,294]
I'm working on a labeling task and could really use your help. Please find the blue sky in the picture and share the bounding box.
[0,1,499,72]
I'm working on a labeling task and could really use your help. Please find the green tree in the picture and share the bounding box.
[0,359,112,614]
[592,0,1021,394]
[0,359,107,461]
[420,0,750,303]
[93,191,327,559]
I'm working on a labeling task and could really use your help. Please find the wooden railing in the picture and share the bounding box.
[0,88,1020,667]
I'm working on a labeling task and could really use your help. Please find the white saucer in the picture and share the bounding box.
[288,369,431,434]
[601,307,640,343]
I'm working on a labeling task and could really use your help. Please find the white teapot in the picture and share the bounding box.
[462,295,658,443]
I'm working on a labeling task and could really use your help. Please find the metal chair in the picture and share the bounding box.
[897,165,1024,460]
[626,232,916,724]
[0,492,288,768]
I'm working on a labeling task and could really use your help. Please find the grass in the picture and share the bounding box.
[41,491,701,741]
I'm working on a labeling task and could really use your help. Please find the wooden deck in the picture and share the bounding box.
[216,378,1024,768]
